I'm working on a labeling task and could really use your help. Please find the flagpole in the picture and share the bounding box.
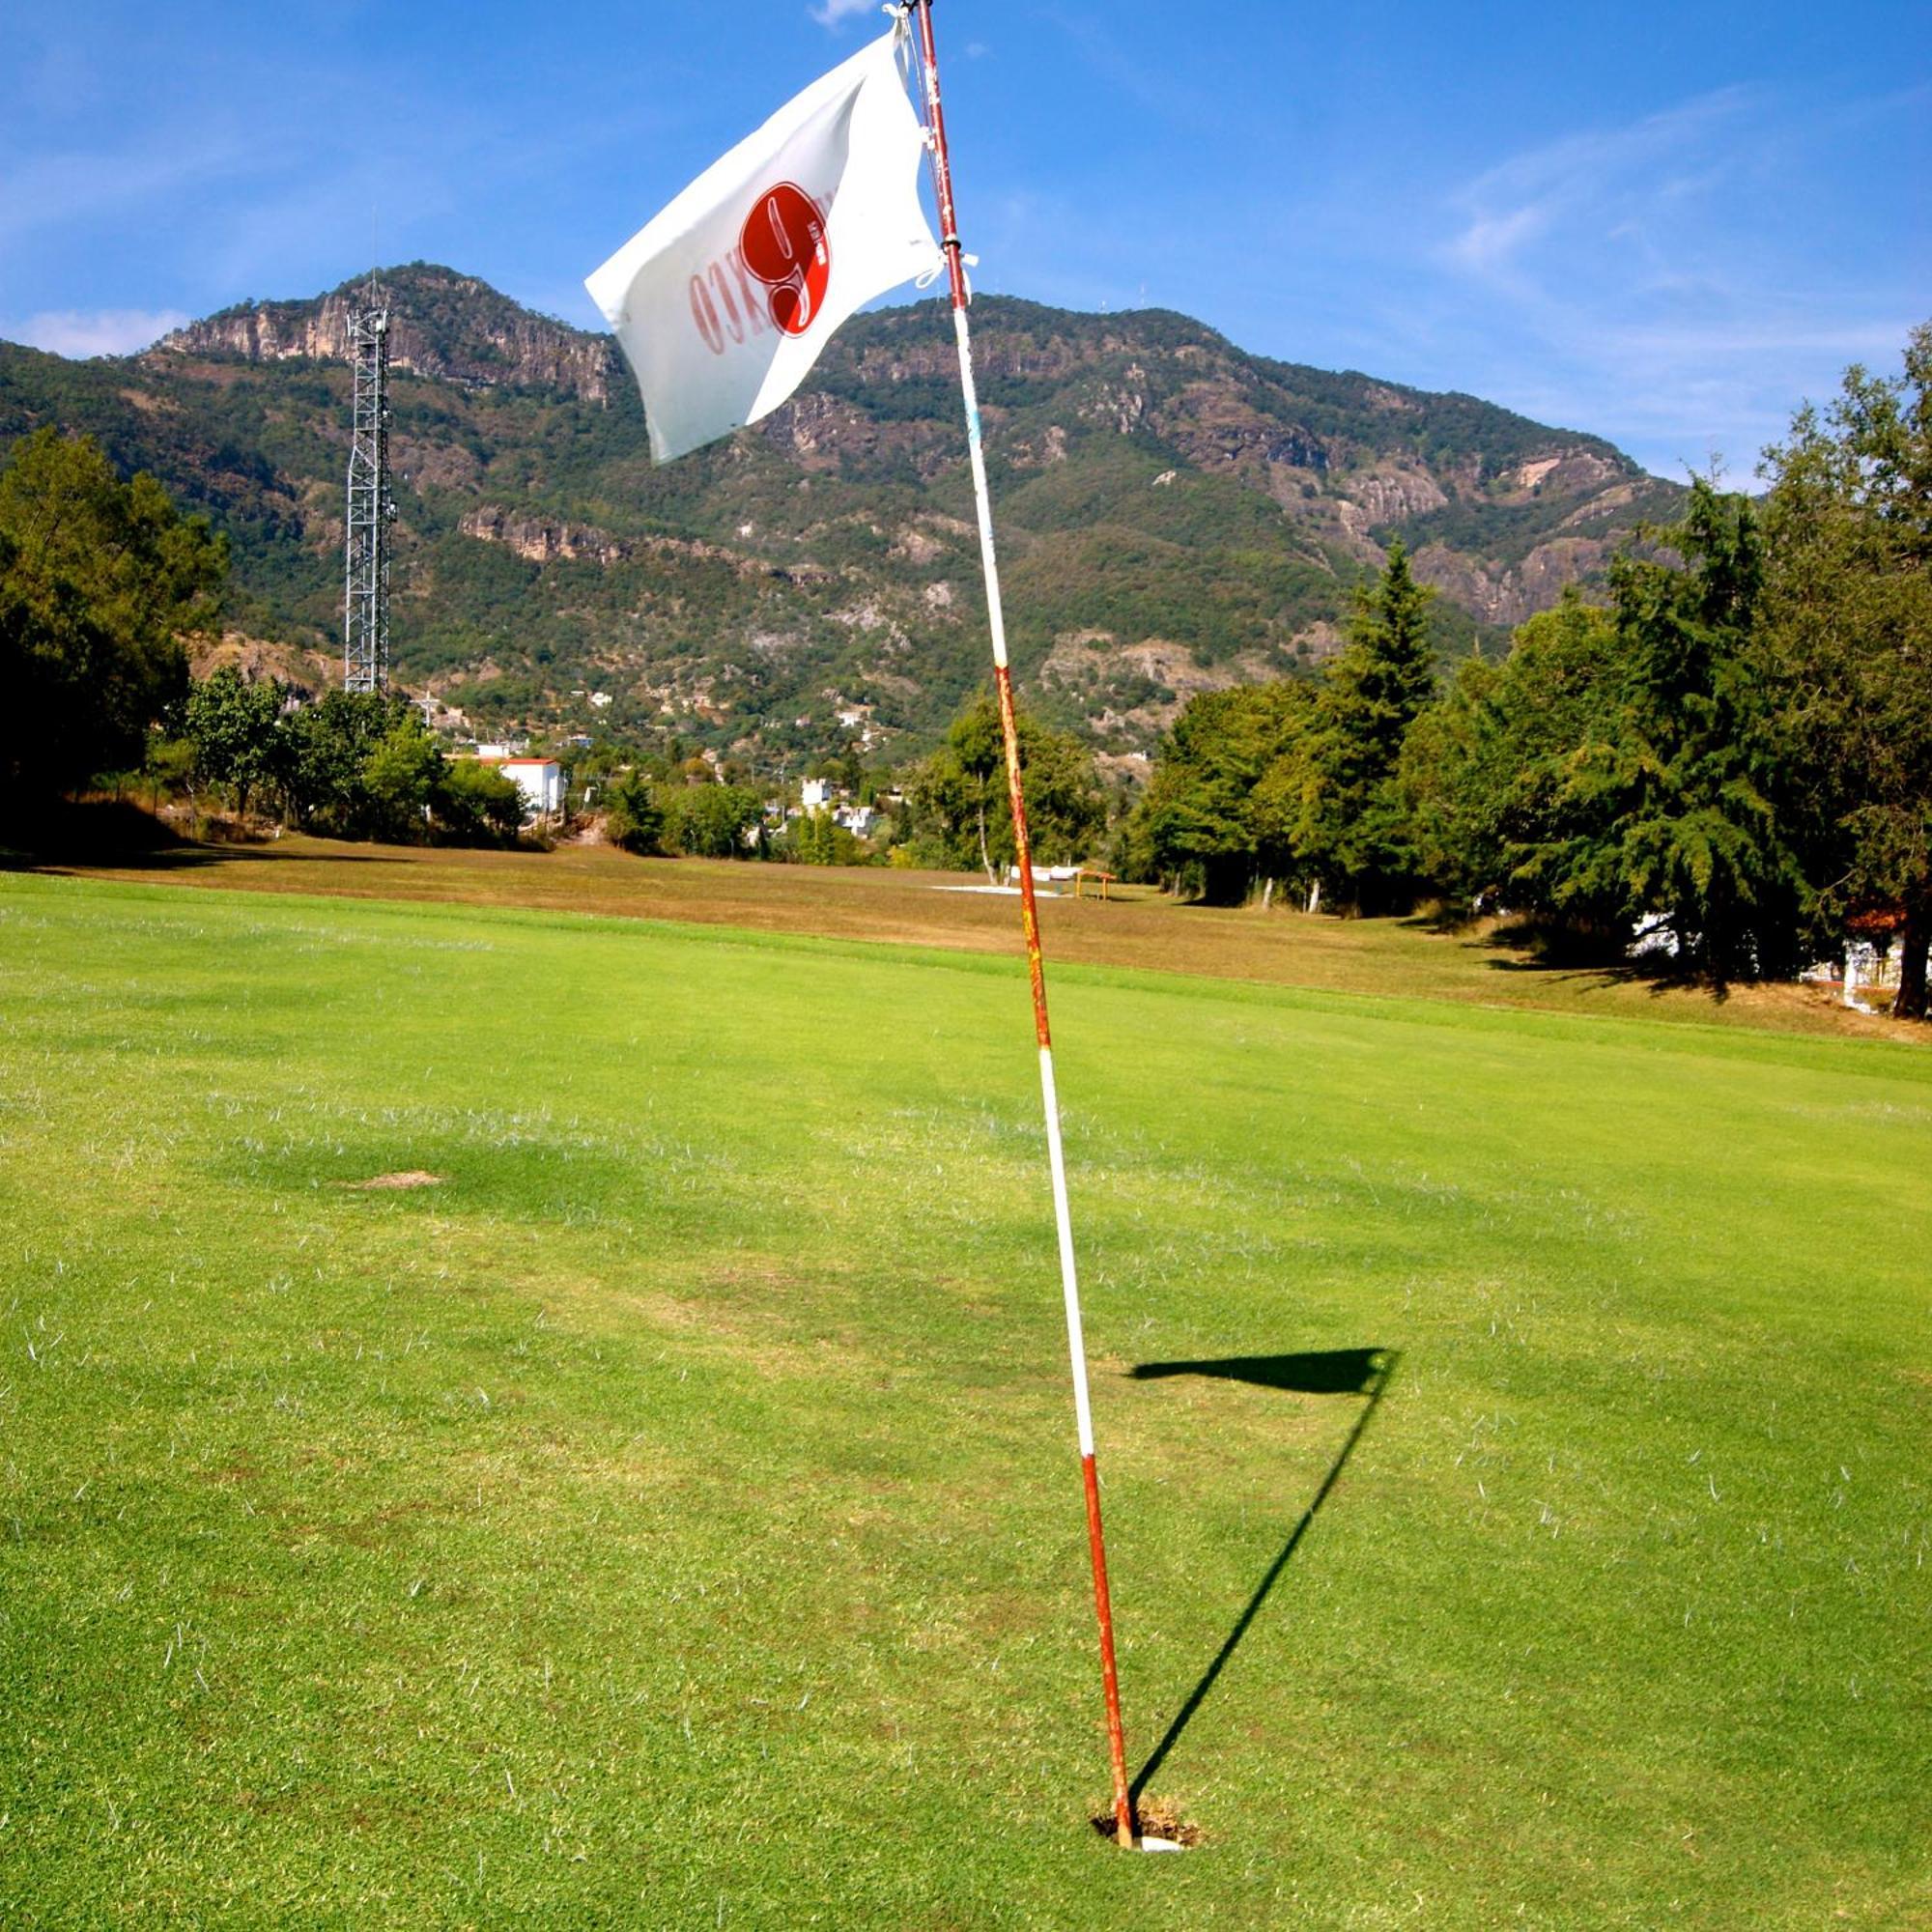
[905,0,1136,1851]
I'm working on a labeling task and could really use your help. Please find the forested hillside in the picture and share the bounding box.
[0,263,1681,771]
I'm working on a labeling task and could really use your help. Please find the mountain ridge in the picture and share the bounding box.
[0,263,1682,772]
[156,267,613,404]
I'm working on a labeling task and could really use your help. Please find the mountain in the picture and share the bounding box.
[159,270,611,404]
[0,262,1680,774]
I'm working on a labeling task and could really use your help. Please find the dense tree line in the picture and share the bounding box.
[15,338,1923,1009]
[0,429,526,847]
[603,769,766,859]
[1126,539,1435,913]
[596,694,1109,872]
[183,671,526,844]
[1130,329,1932,1012]
[900,694,1106,877]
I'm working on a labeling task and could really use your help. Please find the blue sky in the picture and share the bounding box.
[3,0,1925,482]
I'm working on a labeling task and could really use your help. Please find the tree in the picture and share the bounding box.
[603,769,666,855]
[1444,487,1804,980]
[1296,539,1437,911]
[1395,644,1505,905]
[1759,322,1932,1015]
[1130,681,1314,900]
[184,665,286,817]
[275,690,411,835]
[940,697,1005,879]
[905,694,1105,875]
[361,715,446,842]
[783,810,864,866]
[662,782,762,858]
[0,429,224,802]
[437,755,525,844]
[1598,483,1805,981]
[1400,592,1625,931]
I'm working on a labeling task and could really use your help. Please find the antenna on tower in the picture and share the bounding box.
[343,271,394,694]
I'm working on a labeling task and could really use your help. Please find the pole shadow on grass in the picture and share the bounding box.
[1123,1347,1397,1802]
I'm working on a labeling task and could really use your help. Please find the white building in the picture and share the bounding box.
[481,754,565,820]
[800,777,835,810]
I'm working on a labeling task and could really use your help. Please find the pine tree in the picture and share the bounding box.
[1599,483,1804,982]
[1297,539,1437,911]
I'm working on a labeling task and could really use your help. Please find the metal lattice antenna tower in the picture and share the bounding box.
[343,288,393,693]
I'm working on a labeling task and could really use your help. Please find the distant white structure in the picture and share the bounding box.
[1006,864,1080,894]
[837,804,877,838]
[1630,914,1679,959]
[478,753,564,820]
[801,777,835,810]
[1842,939,1897,1009]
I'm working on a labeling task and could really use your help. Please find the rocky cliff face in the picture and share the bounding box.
[457,507,774,578]
[459,507,634,568]
[789,298,1681,613]
[155,265,614,403]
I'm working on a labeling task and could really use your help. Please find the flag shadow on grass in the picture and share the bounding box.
[1123,1347,1398,1803]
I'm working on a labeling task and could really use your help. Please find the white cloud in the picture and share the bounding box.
[1415,85,1924,481]
[809,0,876,26]
[1437,88,1754,288]
[8,307,189,356]
[1441,204,1549,275]
[0,137,249,247]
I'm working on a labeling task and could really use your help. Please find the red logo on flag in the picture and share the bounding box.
[739,183,831,335]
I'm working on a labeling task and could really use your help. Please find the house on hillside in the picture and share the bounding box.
[476,753,565,820]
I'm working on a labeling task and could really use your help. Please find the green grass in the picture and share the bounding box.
[1,871,1927,1928]
[33,825,1918,1044]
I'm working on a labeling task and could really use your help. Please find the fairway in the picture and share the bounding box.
[32,829,1911,1042]
[2,871,1927,1927]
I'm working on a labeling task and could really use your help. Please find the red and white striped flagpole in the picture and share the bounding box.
[906,0,1136,1850]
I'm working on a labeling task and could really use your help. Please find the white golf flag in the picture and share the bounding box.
[585,25,942,463]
